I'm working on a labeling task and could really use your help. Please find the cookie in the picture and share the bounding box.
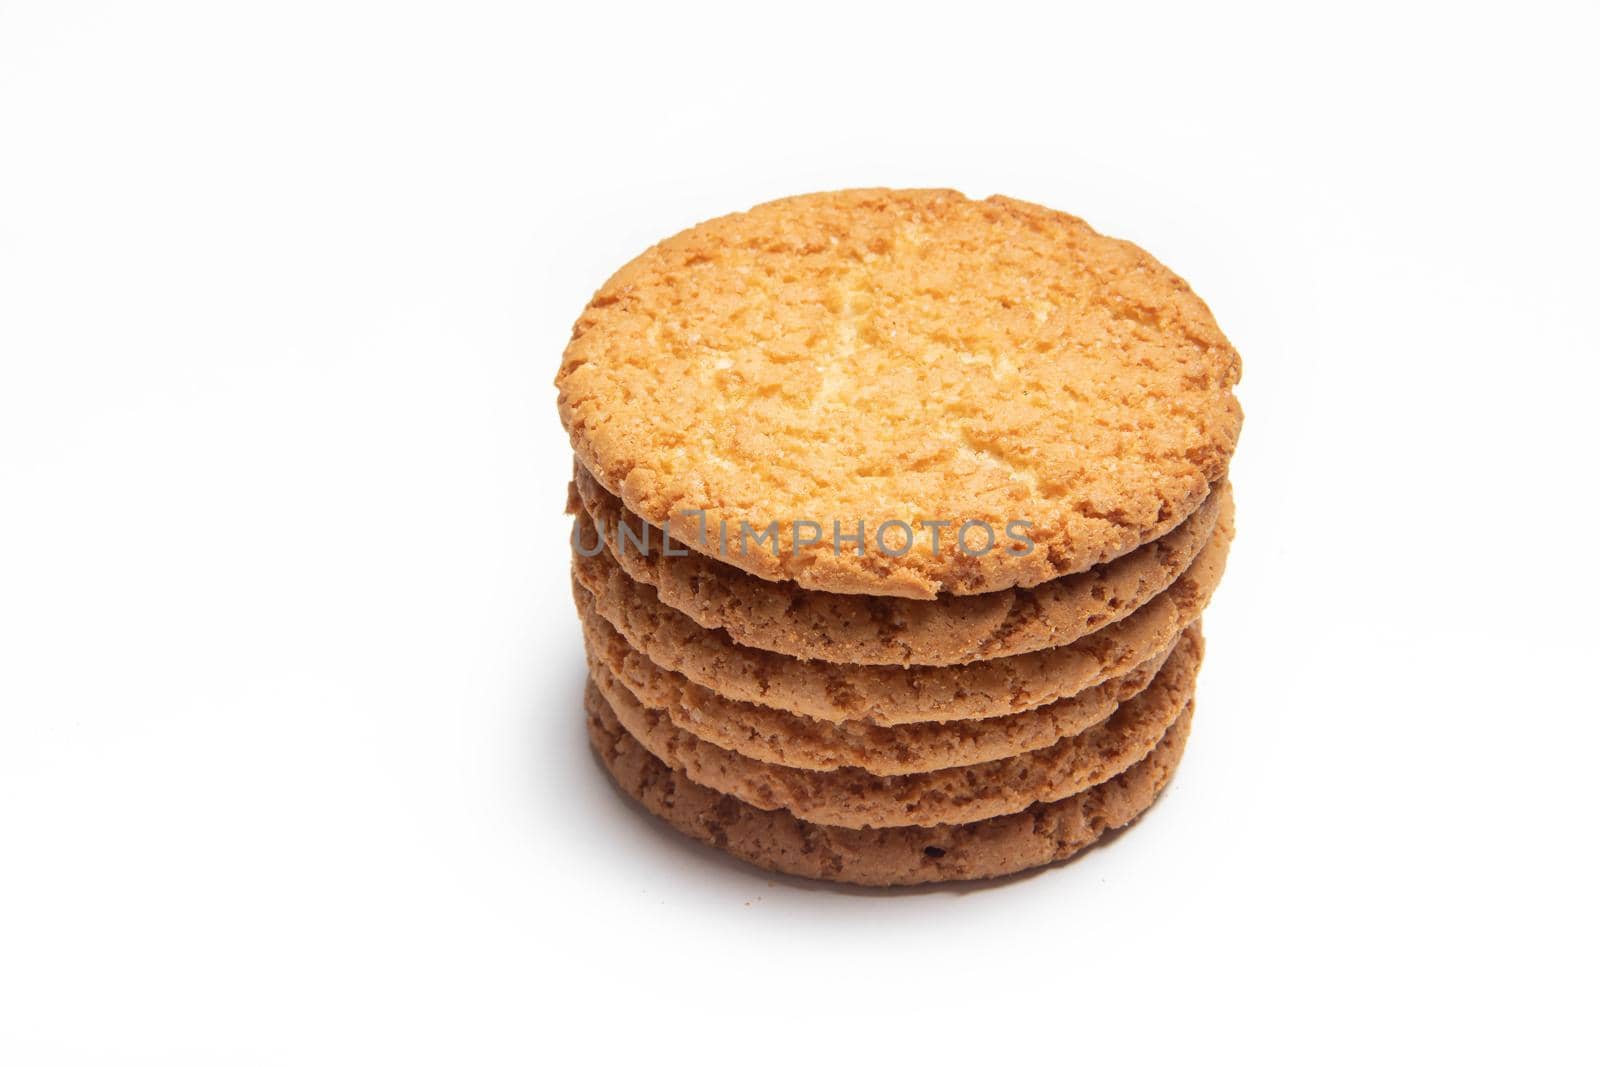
[586,682,1195,886]
[556,188,1243,598]
[590,625,1199,829]
[570,492,1232,725]
[572,464,1226,665]
[580,602,1177,774]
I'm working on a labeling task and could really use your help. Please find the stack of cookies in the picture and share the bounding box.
[556,189,1242,886]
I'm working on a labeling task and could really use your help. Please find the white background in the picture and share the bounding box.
[2,2,1596,1063]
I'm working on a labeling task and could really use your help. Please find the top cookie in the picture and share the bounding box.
[556,188,1242,597]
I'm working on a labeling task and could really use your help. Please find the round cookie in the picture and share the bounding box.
[556,188,1243,599]
[591,626,1199,829]
[571,465,1227,666]
[580,603,1178,774]
[570,493,1232,725]
[587,683,1196,886]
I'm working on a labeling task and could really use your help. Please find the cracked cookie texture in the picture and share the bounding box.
[558,188,1242,886]
[580,603,1178,774]
[590,625,1200,829]
[572,464,1226,666]
[556,188,1242,598]
[571,494,1231,725]
[587,682,1196,886]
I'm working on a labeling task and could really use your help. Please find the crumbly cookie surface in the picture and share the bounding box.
[556,188,1242,597]
[587,684,1194,886]
[591,626,1199,829]
[569,494,1231,725]
[581,604,1176,773]
[572,465,1226,665]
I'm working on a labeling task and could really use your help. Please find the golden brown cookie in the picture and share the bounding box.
[571,465,1226,665]
[556,188,1242,598]
[580,603,1177,774]
[590,626,1199,829]
[570,493,1232,725]
[587,682,1195,886]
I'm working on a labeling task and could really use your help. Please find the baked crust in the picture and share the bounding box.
[587,683,1195,886]
[569,492,1231,725]
[590,626,1199,829]
[580,602,1178,774]
[572,465,1226,665]
[557,188,1242,597]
